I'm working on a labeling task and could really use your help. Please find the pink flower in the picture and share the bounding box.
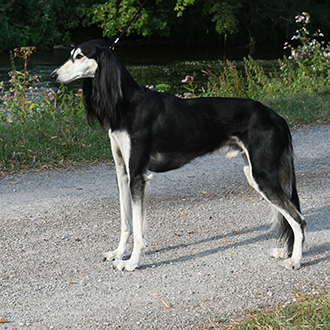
[181,76,194,83]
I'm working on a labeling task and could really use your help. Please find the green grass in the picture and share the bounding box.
[262,88,330,128]
[0,113,111,173]
[216,290,330,330]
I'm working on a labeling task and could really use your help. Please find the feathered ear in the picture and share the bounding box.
[83,48,123,129]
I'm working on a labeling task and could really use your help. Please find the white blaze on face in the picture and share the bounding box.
[53,47,98,83]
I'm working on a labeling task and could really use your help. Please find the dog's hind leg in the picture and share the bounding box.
[114,173,152,271]
[103,135,132,262]
[242,145,305,270]
[266,150,305,269]
[269,199,305,270]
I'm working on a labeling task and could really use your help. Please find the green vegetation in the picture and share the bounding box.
[0,12,330,175]
[178,13,330,126]
[217,291,330,330]
[0,113,110,173]
[0,48,110,173]
[1,0,330,51]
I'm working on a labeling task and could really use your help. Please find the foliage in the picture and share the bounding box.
[0,43,106,171]
[201,13,330,100]
[0,0,78,50]
[282,12,330,79]
[57,85,85,119]
[0,46,106,172]
[0,47,58,124]
[1,0,330,50]
[85,0,151,38]
[0,47,85,125]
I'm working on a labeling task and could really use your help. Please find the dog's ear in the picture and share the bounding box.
[84,48,123,128]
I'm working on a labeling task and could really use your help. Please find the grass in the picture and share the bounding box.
[215,290,330,329]
[262,88,330,128]
[0,113,111,174]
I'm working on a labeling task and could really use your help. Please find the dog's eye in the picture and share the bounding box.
[76,54,84,59]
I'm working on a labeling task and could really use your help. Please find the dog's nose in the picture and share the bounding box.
[50,71,58,81]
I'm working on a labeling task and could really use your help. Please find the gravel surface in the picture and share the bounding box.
[1,125,329,329]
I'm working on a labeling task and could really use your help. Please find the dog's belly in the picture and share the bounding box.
[148,151,195,172]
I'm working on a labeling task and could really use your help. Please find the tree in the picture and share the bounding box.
[83,0,330,47]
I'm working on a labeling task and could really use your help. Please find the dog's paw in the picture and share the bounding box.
[102,248,127,262]
[113,259,138,272]
[102,250,116,262]
[282,258,301,270]
[270,248,287,259]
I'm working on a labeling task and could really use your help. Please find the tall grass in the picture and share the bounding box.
[203,55,330,101]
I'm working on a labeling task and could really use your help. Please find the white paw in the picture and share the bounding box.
[113,259,138,272]
[270,248,287,259]
[282,258,301,270]
[102,248,127,262]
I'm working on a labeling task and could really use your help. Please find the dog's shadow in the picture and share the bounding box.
[301,204,330,266]
[141,224,272,270]
[139,204,330,270]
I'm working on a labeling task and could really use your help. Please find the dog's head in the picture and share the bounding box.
[50,39,109,83]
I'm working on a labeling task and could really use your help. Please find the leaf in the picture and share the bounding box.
[173,232,181,237]
[162,300,171,308]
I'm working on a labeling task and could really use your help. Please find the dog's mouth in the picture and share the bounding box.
[50,71,85,83]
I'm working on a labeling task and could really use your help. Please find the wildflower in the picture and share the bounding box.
[295,12,310,24]
[181,76,194,83]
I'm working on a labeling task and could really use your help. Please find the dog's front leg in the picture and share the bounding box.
[114,173,151,271]
[103,140,132,262]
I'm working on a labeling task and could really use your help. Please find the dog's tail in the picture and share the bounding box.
[270,140,302,258]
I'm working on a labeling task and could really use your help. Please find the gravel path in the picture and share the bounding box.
[1,125,329,329]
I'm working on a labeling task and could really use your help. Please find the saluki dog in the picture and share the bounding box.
[51,39,306,271]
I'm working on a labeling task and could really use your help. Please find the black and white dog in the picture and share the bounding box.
[51,39,306,271]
